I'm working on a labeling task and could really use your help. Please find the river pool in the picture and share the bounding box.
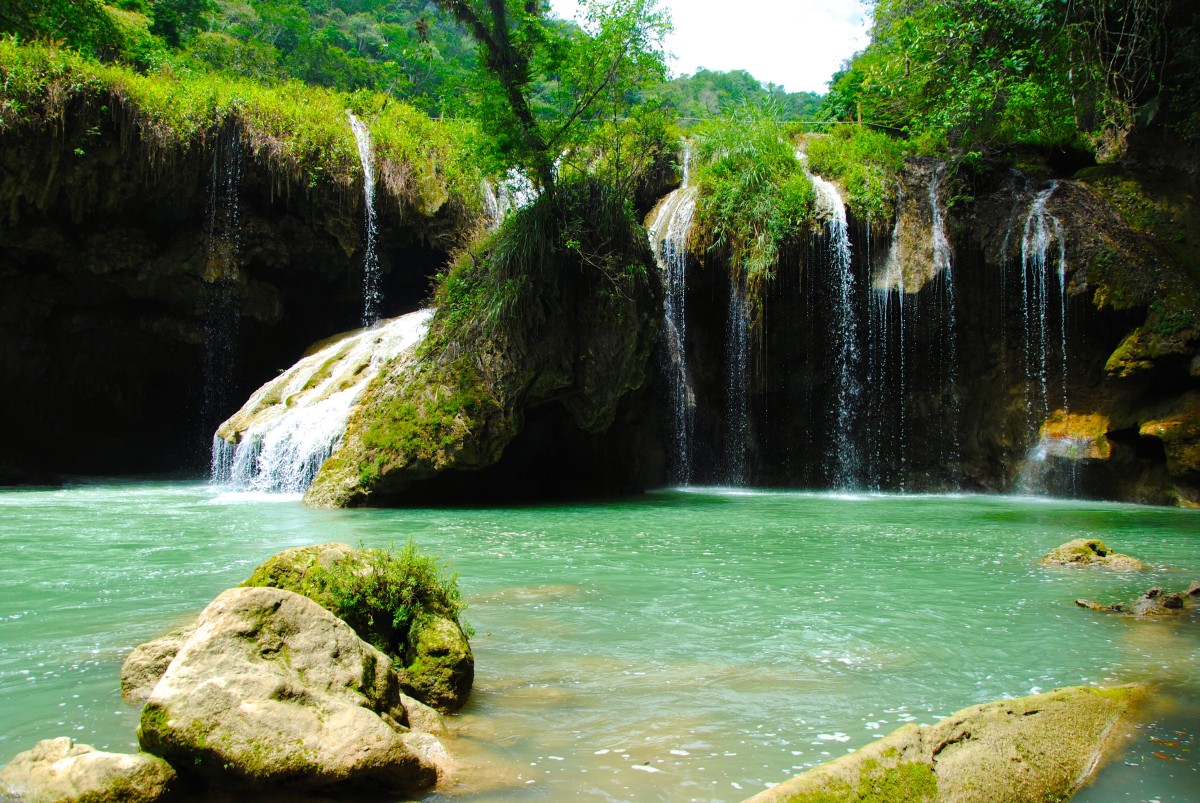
[0,482,1196,801]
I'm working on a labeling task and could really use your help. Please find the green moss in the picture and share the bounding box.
[244,541,466,659]
[780,759,937,803]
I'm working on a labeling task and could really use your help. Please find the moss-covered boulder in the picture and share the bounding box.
[1040,538,1149,570]
[304,177,663,508]
[744,685,1144,803]
[0,738,176,803]
[137,586,440,795]
[401,615,475,712]
[242,542,473,711]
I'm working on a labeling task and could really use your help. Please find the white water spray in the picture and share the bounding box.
[211,309,433,493]
[647,146,698,484]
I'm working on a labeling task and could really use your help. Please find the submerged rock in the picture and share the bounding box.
[0,738,175,803]
[1040,538,1149,570]
[744,685,1143,803]
[1075,582,1200,616]
[137,586,440,794]
[242,542,474,712]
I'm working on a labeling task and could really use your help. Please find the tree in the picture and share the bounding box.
[150,0,216,47]
[431,0,669,195]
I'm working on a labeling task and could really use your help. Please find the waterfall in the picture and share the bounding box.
[725,277,752,485]
[211,309,434,493]
[202,124,244,458]
[1014,182,1074,494]
[647,147,698,485]
[808,170,860,488]
[347,112,382,327]
[928,166,960,478]
[1019,182,1066,421]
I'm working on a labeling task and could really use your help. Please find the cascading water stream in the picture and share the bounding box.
[347,112,382,327]
[1020,182,1065,420]
[202,125,244,458]
[211,309,434,493]
[807,169,860,488]
[724,277,752,485]
[647,146,698,484]
[929,166,961,477]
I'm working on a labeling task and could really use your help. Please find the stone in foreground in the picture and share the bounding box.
[1040,538,1149,569]
[744,685,1142,803]
[0,738,175,803]
[243,542,474,712]
[1076,582,1200,616]
[137,586,439,794]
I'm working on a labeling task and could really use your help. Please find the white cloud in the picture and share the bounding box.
[549,0,871,94]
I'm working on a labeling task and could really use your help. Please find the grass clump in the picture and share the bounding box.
[244,541,466,657]
[689,110,815,321]
[804,124,909,224]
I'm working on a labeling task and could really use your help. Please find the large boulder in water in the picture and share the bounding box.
[1040,538,1149,569]
[136,586,441,795]
[744,685,1144,803]
[242,542,474,712]
[0,738,176,803]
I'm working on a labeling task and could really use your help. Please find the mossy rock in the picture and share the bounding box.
[1040,538,1149,570]
[242,542,473,712]
[744,685,1144,803]
[400,615,475,712]
[1140,399,1200,482]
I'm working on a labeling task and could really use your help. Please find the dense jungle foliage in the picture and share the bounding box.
[3,0,1196,325]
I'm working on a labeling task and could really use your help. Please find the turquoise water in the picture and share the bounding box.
[1,482,1197,801]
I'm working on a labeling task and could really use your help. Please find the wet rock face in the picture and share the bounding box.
[0,107,453,478]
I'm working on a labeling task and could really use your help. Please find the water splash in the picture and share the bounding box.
[211,309,434,493]
[347,112,381,327]
[647,146,698,484]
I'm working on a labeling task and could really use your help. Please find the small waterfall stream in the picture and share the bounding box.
[201,124,244,454]
[1019,182,1066,420]
[347,112,382,327]
[928,166,961,476]
[724,278,752,485]
[647,147,698,484]
[808,170,861,488]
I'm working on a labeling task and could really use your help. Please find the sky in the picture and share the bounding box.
[548,0,872,95]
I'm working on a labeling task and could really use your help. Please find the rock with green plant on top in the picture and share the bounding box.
[1040,538,1149,570]
[137,585,443,795]
[242,541,473,711]
[742,684,1143,803]
[1075,581,1200,616]
[0,737,176,803]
